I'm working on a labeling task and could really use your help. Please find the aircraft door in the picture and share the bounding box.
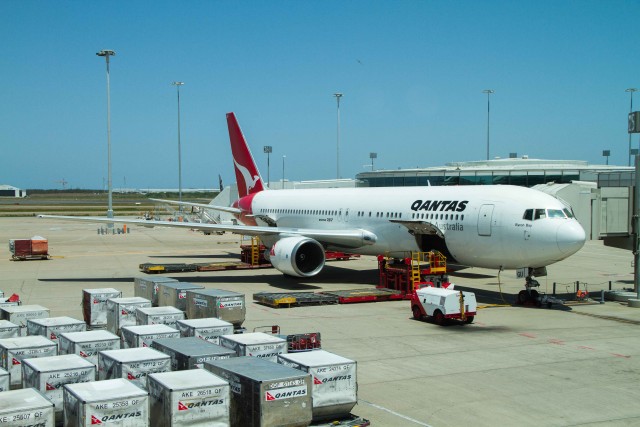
[478,204,494,236]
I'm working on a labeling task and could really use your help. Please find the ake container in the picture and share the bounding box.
[204,356,312,427]
[0,335,57,388]
[1,305,49,336]
[134,276,178,306]
[277,350,357,421]
[81,288,122,329]
[22,354,96,423]
[218,332,287,362]
[0,319,20,339]
[63,378,149,427]
[151,337,236,370]
[58,330,121,368]
[135,306,185,328]
[185,289,245,327]
[148,369,230,427]
[106,297,151,336]
[27,316,86,348]
[98,347,171,390]
[0,387,55,427]
[120,325,180,349]
[156,282,204,312]
[175,318,234,344]
[0,367,8,392]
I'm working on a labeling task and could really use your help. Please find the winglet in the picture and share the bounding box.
[227,112,265,198]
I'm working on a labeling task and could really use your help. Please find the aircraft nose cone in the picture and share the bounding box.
[557,221,586,255]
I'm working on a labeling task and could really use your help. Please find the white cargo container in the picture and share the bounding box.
[58,330,121,367]
[218,332,287,362]
[0,319,20,339]
[22,354,96,422]
[120,325,180,349]
[0,335,57,388]
[1,305,49,336]
[106,297,151,335]
[135,306,185,328]
[0,388,55,426]
[185,289,245,327]
[98,347,171,390]
[27,316,86,347]
[0,367,8,392]
[204,357,312,427]
[151,337,236,370]
[82,288,122,329]
[0,297,20,310]
[175,318,234,344]
[148,369,230,426]
[63,379,149,427]
[134,276,178,306]
[156,281,204,312]
[277,350,357,421]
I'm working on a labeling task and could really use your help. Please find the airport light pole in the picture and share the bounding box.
[334,93,343,179]
[626,88,638,166]
[172,81,185,208]
[370,152,377,170]
[263,146,272,188]
[482,89,495,161]
[602,150,611,165]
[282,155,286,189]
[96,49,115,225]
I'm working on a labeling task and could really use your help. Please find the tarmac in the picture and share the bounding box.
[2,216,640,426]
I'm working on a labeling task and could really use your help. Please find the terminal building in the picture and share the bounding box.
[354,157,635,246]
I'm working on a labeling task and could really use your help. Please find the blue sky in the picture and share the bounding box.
[2,1,639,190]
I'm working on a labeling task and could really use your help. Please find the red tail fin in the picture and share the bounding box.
[227,112,265,198]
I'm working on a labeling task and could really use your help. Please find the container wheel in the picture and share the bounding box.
[465,315,474,324]
[434,310,445,326]
[412,305,423,320]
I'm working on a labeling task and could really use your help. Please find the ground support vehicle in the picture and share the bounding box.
[411,286,477,325]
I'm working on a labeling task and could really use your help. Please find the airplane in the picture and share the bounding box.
[40,112,586,278]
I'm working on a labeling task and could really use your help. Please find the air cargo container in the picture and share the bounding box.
[98,347,171,390]
[148,369,230,426]
[0,319,20,339]
[63,379,149,427]
[22,354,96,423]
[156,282,203,312]
[58,330,120,367]
[106,297,151,335]
[1,305,49,336]
[204,357,312,427]
[27,316,86,348]
[120,325,180,349]
[0,367,8,392]
[219,332,287,362]
[0,297,20,310]
[134,276,178,306]
[277,350,357,421]
[0,387,55,426]
[151,337,236,370]
[185,289,245,327]
[135,306,184,328]
[175,318,234,344]
[9,236,50,260]
[0,335,57,388]
[82,288,122,329]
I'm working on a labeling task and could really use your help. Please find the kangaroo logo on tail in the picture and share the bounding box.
[227,112,265,198]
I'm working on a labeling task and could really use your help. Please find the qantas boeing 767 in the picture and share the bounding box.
[41,113,586,278]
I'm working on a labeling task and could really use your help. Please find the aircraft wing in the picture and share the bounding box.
[149,198,241,215]
[38,215,377,249]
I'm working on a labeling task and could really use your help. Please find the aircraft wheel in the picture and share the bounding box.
[434,310,445,326]
[412,306,423,320]
[517,290,528,305]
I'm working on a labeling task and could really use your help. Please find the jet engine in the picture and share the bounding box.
[268,236,326,277]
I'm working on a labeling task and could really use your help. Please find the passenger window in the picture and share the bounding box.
[534,209,546,220]
[523,209,533,221]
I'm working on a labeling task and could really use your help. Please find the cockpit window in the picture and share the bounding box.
[534,209,546,220]
[563,208,574,219]
[523,209,533,221]
[547,209,566,219]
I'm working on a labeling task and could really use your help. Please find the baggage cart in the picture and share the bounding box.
[58,330,120,367]
[135,306,184,328]
[98,347,171,390]
[185,289,246,327]
[106,297,151,335]
[175,318,234,344]
[151,337,236,370]
[120,324,180,349]
[219,332,287,362]
[156,281,203,312]
[81,288,122,329]
[0,335,57,388]
[0,387,55,426]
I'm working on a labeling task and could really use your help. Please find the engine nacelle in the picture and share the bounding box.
[269,236,326,277]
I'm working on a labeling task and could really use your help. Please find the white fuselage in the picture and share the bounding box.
[244,185,586,269]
